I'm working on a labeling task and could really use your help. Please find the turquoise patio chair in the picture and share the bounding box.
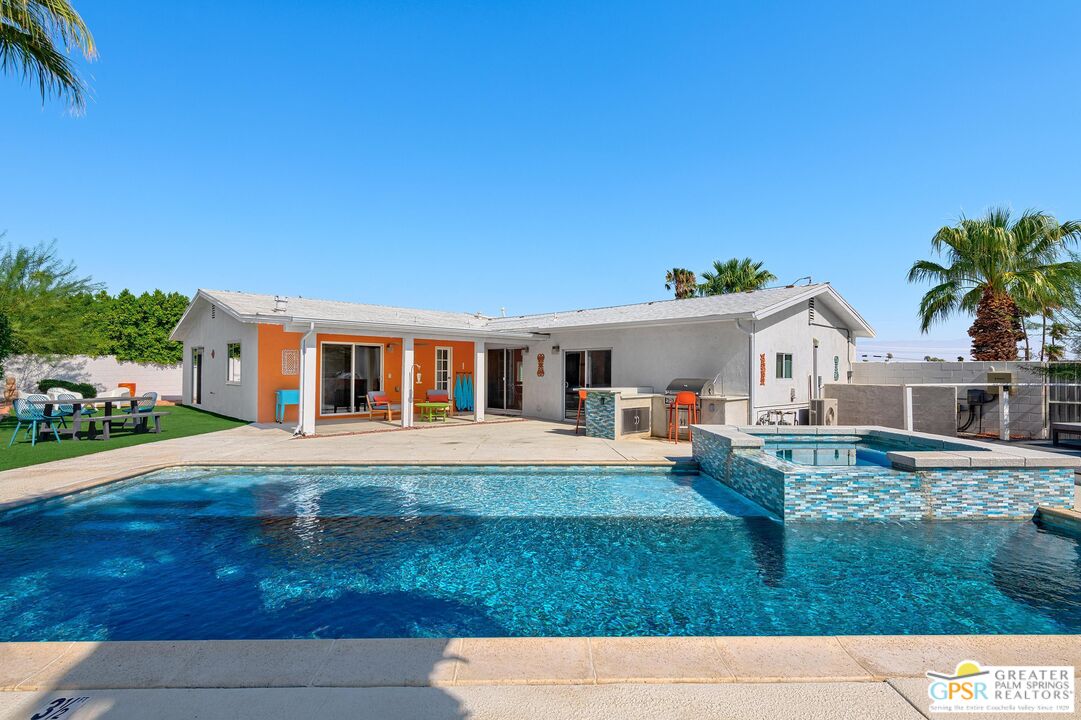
[7,397,62,447]
[125,392,158,415]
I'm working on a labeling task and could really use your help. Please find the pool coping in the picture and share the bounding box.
[2,635,1079,690]
[720,424,1081,470]
[0,460,696,513]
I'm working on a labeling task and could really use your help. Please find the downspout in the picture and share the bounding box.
[293,322,316,437]
[736,317,756,424]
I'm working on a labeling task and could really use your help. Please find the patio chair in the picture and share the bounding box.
[56,392,96,428]
[366,391,400,421]
[7,397,62,447]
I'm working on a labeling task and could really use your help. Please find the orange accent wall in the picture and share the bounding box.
[413,338,476,411]
[257,323,304,424]
[256,325,478,423]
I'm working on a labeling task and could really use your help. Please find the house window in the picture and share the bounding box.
[775,353,793,380]
[435,347,451,391]
[227,343,242,384]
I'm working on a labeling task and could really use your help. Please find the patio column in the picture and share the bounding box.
[401,336,415,428]
[474,341,486,422]
[299,326,317,436]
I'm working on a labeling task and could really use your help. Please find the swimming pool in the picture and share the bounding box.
[761,433,993,468]
[1,465,1079,640]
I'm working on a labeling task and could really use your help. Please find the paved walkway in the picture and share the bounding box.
[0,419,692,509]
[2,635,1080,719]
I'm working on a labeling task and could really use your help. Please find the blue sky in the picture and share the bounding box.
[3,0,1080,359]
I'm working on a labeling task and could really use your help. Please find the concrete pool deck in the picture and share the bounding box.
[1,420,1080,718]
[3,636,1081,719]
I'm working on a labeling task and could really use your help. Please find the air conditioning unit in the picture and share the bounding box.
[809,398,838,426]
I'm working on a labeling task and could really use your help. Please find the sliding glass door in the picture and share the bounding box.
[321,343,382,415]
[487,348,524,413]
[564,349,611,418]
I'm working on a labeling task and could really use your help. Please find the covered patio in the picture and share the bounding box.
[267,321,540,436]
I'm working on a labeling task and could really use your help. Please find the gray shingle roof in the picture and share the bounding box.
[485,284,827,330]
[185,283,873,338]
[200,289,491,331]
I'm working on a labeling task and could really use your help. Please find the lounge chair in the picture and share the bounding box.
[8,396,62,447]
[366,391,401,421]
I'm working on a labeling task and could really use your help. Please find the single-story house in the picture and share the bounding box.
[169,283,874,435]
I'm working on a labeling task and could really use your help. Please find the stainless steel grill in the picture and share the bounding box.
[663,378,715,408]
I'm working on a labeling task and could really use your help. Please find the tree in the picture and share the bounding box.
[0,312,13,377]
[1,0,96,111]
[907,207,1081,361]
[91,289,190,365]
[664,268,697,299]
[698,258,776,295]
[0,238,102,355]
[1046,320,1069,361]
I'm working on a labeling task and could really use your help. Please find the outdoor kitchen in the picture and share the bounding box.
[579,378,749,441]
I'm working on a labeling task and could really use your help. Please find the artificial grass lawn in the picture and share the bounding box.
[0,405,248,472]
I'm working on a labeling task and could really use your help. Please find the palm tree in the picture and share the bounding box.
[908,207,1081,361]
[664,268,697,299]
[1,0,96,111]
[698,258,776,296]
[1046,320,1069,361]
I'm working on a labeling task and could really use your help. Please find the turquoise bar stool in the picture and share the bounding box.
[275,389,300,423]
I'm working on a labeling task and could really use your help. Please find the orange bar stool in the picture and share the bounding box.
[668,391,698,444]
[574,389,588,435]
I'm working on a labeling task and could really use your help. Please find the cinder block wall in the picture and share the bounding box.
[823,384,957,436]
[849,362,1048,439]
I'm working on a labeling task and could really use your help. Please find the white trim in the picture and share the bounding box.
[434,343,451,389]
[225,341,243,385]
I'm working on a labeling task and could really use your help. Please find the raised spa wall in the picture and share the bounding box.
[692,425,1078,521]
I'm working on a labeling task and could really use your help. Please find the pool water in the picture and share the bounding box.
[762,434,982,468]
[1,465,1079,640]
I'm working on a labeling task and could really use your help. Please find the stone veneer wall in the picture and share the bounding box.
[584,393,616,440]
[692,426,1075,521]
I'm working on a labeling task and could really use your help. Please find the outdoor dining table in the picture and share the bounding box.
[27,396,139,442]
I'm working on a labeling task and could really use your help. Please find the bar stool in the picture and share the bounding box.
[668,391,698,444]
[574,389,588,435]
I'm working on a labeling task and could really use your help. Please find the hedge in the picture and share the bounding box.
[37,378,97,398]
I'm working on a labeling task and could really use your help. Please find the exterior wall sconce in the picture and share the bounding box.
[386,343,396,352]
[551,345,560,353]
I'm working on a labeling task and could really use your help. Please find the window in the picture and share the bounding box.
[435,347,451,391]
[775,353,793,379]
[227,343,242,383]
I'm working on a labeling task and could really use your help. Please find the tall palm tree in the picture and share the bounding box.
[664,268,697,299]
[698,258,776,295]
[1,0,96,111]
[1046,320,1069,361]
[908,207,1081,361]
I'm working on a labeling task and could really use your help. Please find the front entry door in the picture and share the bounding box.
[487,348,524,413]
[191,347,203,405]
[563,349,612,419]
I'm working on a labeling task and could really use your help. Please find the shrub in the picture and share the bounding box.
[37,378,97,398]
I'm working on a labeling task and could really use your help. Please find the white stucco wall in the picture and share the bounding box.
[511,302,856,423]
[180,297,259,420]
[749,300,855,415]
[4,355,182,397]
[518,320,751,422]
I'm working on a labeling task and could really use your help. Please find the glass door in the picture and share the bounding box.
[487,349,507,410]
[321,343,382,415]
[487,348,525,413]
[564,349,612,419]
